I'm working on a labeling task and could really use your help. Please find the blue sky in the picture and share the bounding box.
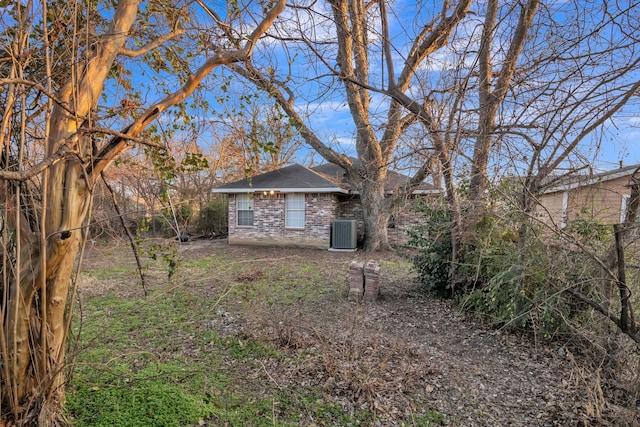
[234,0,640,175]
[102,0,640,177]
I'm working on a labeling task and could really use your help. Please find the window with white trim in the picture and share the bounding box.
[620,194,639,223]
[285,194,305,228]
[236,194,254,226]
[560,191,569,228]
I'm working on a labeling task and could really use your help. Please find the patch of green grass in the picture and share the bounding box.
[70,246,422,426]
[219,335,283,360]
[219,261,348,306]
[379,258,416,282]
[182,253,247,275]
[408,408,446,426]
[67,362,215,427]
[83,293,135,311]
[82,265,134,280]
[202,389,373,426]
[70,289,290,425]
[280,391,372,425]
[206,393,280,426]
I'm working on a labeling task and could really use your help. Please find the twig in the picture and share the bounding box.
[101,172,148,296]
[258,359,282,390]
[565,288,640,346]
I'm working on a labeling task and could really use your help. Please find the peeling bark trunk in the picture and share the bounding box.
[4,115,102,425]
[1,0,285,423]
[4,0,144,416]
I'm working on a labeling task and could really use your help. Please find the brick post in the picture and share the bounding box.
[363,261,380,302]
[348,261,364,302]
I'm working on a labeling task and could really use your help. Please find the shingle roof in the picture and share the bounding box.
[310,162,440,194]
[213,162,441,194]
[212,164,348,193]
[542,163,640,193]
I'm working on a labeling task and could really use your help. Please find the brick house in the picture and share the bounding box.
[536,164,640,228]
[213,163,439,249]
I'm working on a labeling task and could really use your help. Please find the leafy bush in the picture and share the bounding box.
[460,249,572,338]
[408,199,520,296]
[409,199,600,339]
[408,199,453,296]
[195,196,228,235]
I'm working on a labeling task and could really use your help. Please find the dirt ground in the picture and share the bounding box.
[82,239,639,426]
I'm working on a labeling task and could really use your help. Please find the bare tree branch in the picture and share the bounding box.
[228,62,353,171]
[565,288,640,346]
[0,137,75,181]
[100,172,148,296]
[119,29,185,57]
[89,0,287,180]
[0,78,78,116]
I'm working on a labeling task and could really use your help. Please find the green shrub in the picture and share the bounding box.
[408,199,519,296]
[457,221,600,339]
[409,199,600,339]
[195,196,228,235]
[460,256,572,338]
[408,199,453,296]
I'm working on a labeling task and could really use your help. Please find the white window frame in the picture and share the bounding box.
[236,194,254,227]
[621,194,631,223]
[285,193,305,229]
[560,191,569,229]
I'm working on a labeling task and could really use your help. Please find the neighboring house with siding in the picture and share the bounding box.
[213,162,440,249]
[536,164,640,228]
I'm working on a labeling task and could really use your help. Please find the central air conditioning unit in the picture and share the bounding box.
[332,220,357,249]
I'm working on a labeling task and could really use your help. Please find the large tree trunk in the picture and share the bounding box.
[466,0,539,234]
[3,0,140,415]
[1,0,285,423]
[3,153,92,424]
[229,0,473,252]
[360,173,391,251]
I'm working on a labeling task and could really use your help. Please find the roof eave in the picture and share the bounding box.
[212,187,349,194]
[346,189,441,195]
[542,165,640,194]
[411,189,442,194]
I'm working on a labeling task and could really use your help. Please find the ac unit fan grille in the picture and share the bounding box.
[332,220,357,249]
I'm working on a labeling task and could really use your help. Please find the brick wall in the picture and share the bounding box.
[228,192,430,248]
[336,194,428,246]
[228,193,337,249]
[336,195,365,240]
[388,201,428,246]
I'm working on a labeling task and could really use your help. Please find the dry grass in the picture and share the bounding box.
[74,238,639,426]
[242,302,435,420]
